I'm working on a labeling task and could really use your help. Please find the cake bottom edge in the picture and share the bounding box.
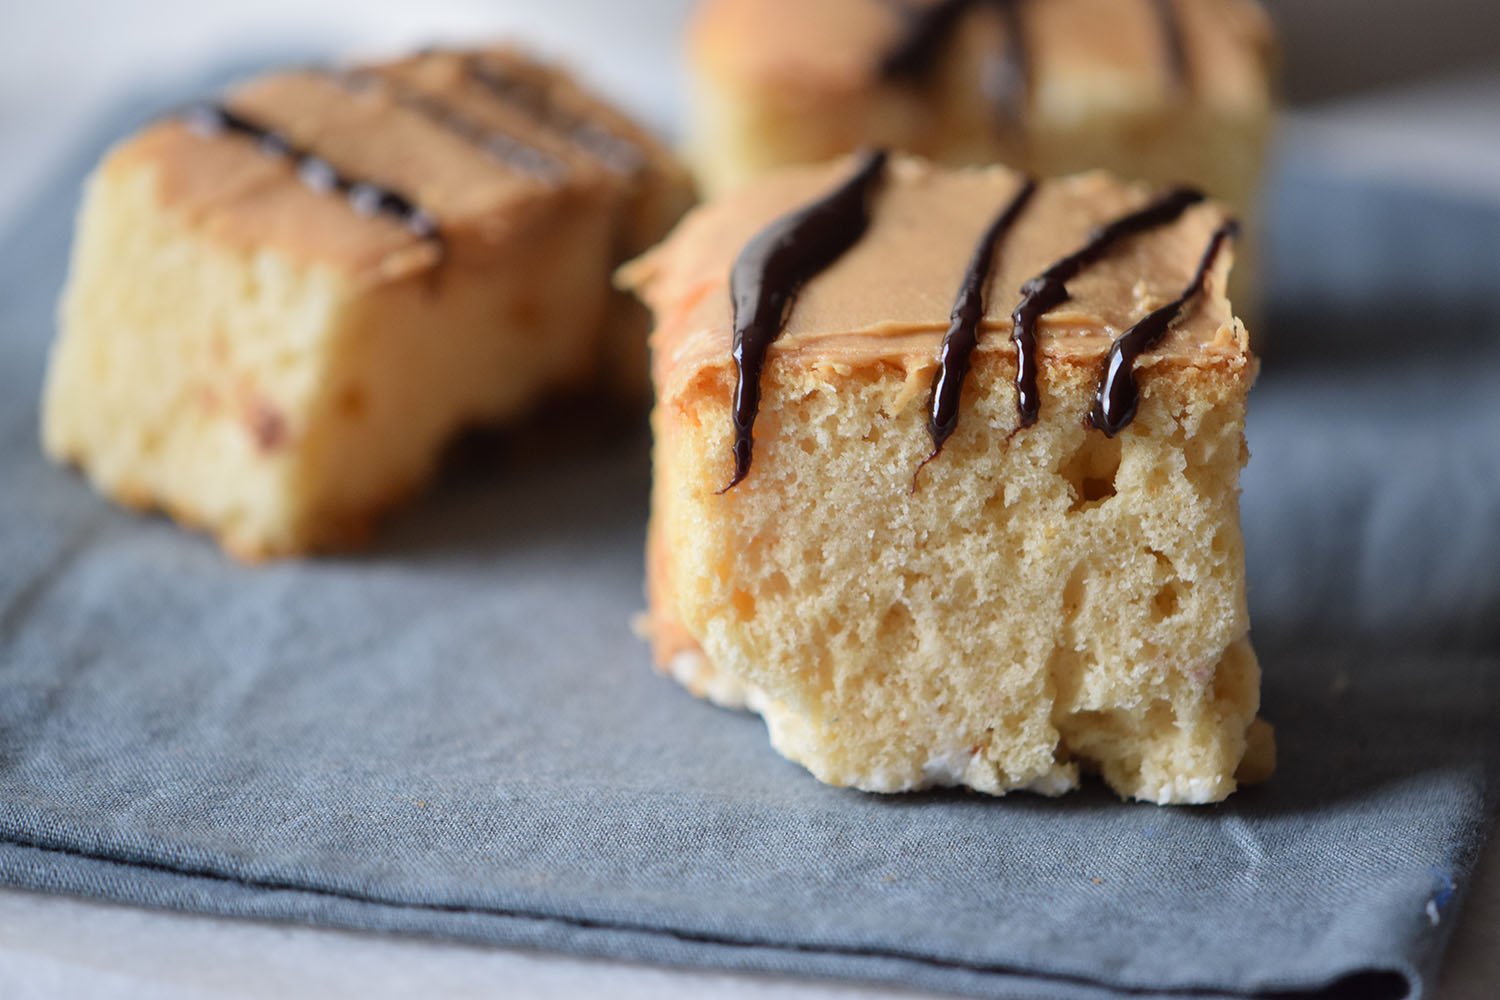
[653,636,1275,807]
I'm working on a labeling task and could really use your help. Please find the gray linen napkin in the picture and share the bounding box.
[0,87,1496,1000]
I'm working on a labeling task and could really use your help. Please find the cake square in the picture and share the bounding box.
[622,153,1272,803]
[684,0,1273,303]
[43,48,693,559]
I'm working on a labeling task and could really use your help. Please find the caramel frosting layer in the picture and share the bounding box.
[691,0,1273,116]
[623,155,1245,399]
[108,48,688,282]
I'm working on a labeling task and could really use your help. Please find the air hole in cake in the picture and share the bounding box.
[1181,412,1235,497]
[999,711,1030,738]
[1045,643,1085,716]
[876,602,917,652]
[946,573,978,608]
[1210,529,1231,558]
[1212,647,1255,703]
[1059,435,1122,512]
[730,587,756,621]
[1145,549,1189,621]
[1152,582,1183,621]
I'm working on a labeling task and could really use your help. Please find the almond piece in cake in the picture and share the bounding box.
[621,153,1273,804]
[43,47,694,559]
[684,0,1273,302]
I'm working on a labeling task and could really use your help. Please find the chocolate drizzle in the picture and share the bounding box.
[880,0,1030,128]
[183,103,440,244]
[462,56,646,176]
[924,177,1036,459]
[1009,186,1204,426]
[722,150,889,492]
[881,0,1197,131]
[337,70,568,183]
[1089,219,1237,436]
[1152,0,1191,95]
[880,0,980,79]
[983,0,1030,129]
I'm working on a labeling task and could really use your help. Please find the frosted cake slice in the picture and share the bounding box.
[685,0,1273,304]
[43,47,694,559]
[622,153,1273,804]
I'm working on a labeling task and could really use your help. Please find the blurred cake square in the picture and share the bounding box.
[685,0,1272,302]
[43,48,693,559]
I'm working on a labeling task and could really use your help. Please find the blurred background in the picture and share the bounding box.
[3,0,1500,229]
[1268,0,1500,100]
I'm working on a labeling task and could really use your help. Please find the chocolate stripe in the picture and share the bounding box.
[461,56,645,177]
[183,103,440,246]
[1089,219,1238,436]
[924,177,1037,459]
[879,0,1031,129]
[337,70,569,183]
[879,0,977,78]
[1152,0,1191,95]
[722,150,889,492]
[1009,186,1204,426]
[988,0,1031,128]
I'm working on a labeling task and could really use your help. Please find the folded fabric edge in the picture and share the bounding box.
[0,834,1421,1000]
